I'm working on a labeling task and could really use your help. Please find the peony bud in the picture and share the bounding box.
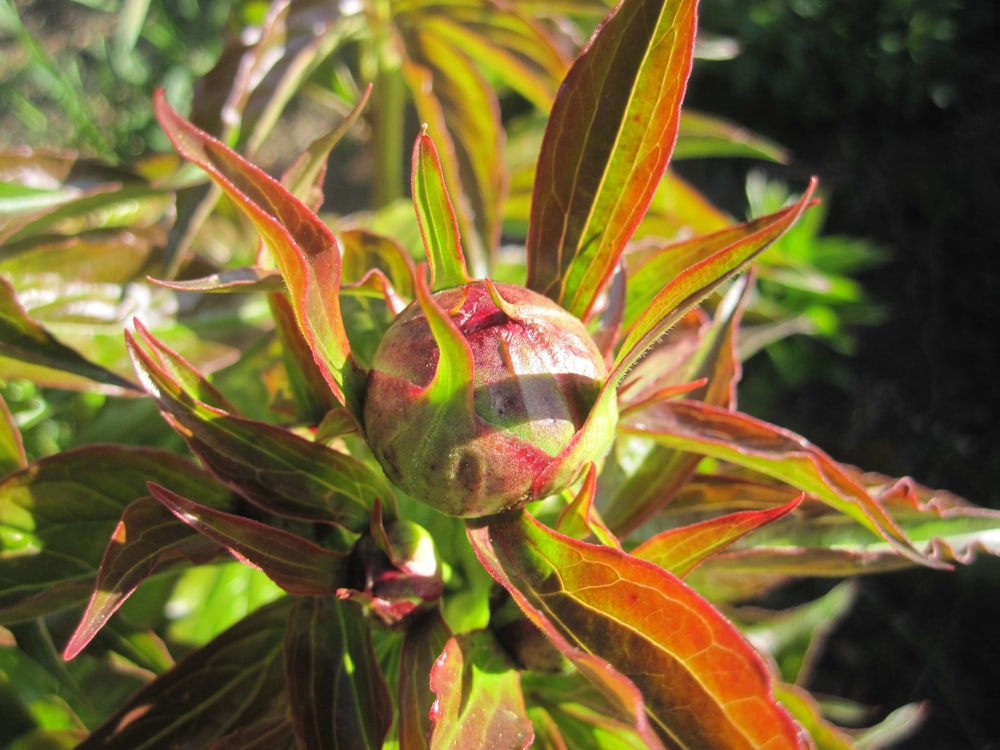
[363,280,617,517]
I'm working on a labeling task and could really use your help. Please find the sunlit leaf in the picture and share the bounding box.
[154,92,361,410]
[526,0,698,321]
[149,267,285,293]
[284,597,392,750]
[469,511,807,749]
[610,182,816,387]
[127,323,392,529]
[0,392,26,477]
[632,497,801,578]
[148,483,348,596]
[0,277,137,394]
[76,597,294,749]
[619,400,936,567]
[0,446,227,624]
[673,111,789,162]
[398,611,451,750]
[427,629,534,749]
[64,497,222,660]
[412,130,472,291]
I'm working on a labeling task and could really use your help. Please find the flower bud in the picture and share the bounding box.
[363,280,617,517]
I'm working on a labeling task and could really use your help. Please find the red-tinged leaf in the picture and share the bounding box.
[399,611,452,750]
[413,130,472,291]
[154,92,361,410]
[469,511,808,750]
[526,0,698,320]
[620,400,935,567]
[400,26,505,273]
[64,497,223,660]
[410,5,569,111]
[127,324,393,529]
[0,276,138,394]
[208,716,297,750]
[340,228,416,303]
[284,597,392,750]
[149,266,285,293]
[76,597,294,749]
[556,463,620,548]
[604,277,749,534]
[610,182,817,387]
[427,630,534,750]
[0,391,26,477]
[632,497,802,578]
[0,445,228,624]
[772,684,858,750]
[148,483,348,596]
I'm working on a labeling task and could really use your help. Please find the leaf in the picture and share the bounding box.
[76,597,294,749]
[632,497,802,578]
[609,182,816,388]
[0,391,27,477]
[412,130,472,291]
[148,267,286,293]
[469,511,807,749]
[0,276,138,394]
[618,399,936,567]
[127,323,392,530]
[154,92,361,410]
[427,629,534,750]
[0,446,228,624]
[284,597,392,750]
[208,716,297,750]
[63,497,222,660]
[398,611,451,750]
[526,0,698,320]
[148,483,348,596]
[673,111,789,162]
[400,23,505,274]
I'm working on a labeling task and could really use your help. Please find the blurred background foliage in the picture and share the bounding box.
[2,0,999,746]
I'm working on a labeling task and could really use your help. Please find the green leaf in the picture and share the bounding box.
[0,446,228,624]
[526,0,698,320]
[400,23,505,274]
[427,629,534,750]
[619,400,934,567]
[412,130,472,291]
[0,277,138,394]
[632,497,802,578]
[76,597,294,749]
[154,92,361,410]
[469,511,807,749]
[63,497,222,660]
[148,483,348,596]
[127,323,393,530]
[148,267,286,293]
[0,391,26,477]
[398,611,451,750]
[206,716,296,750]
[284,597,392,750]
[610,182,816,388]
[673,111,789,162]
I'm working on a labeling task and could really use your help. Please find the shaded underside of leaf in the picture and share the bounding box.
[76,597,294,750]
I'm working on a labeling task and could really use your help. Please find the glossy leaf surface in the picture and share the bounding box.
[469,511,806,749]
[428,630,534,749]
[149,483,348,596]
[127,324,392,529]
[0,446,227,623]
[412,131,471,291]
[77,597,294,749]
[284,597,392,750]
[64,497,222,659]
[398,611,452,750]
[619,399,932,566]
[526,0,698,320]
